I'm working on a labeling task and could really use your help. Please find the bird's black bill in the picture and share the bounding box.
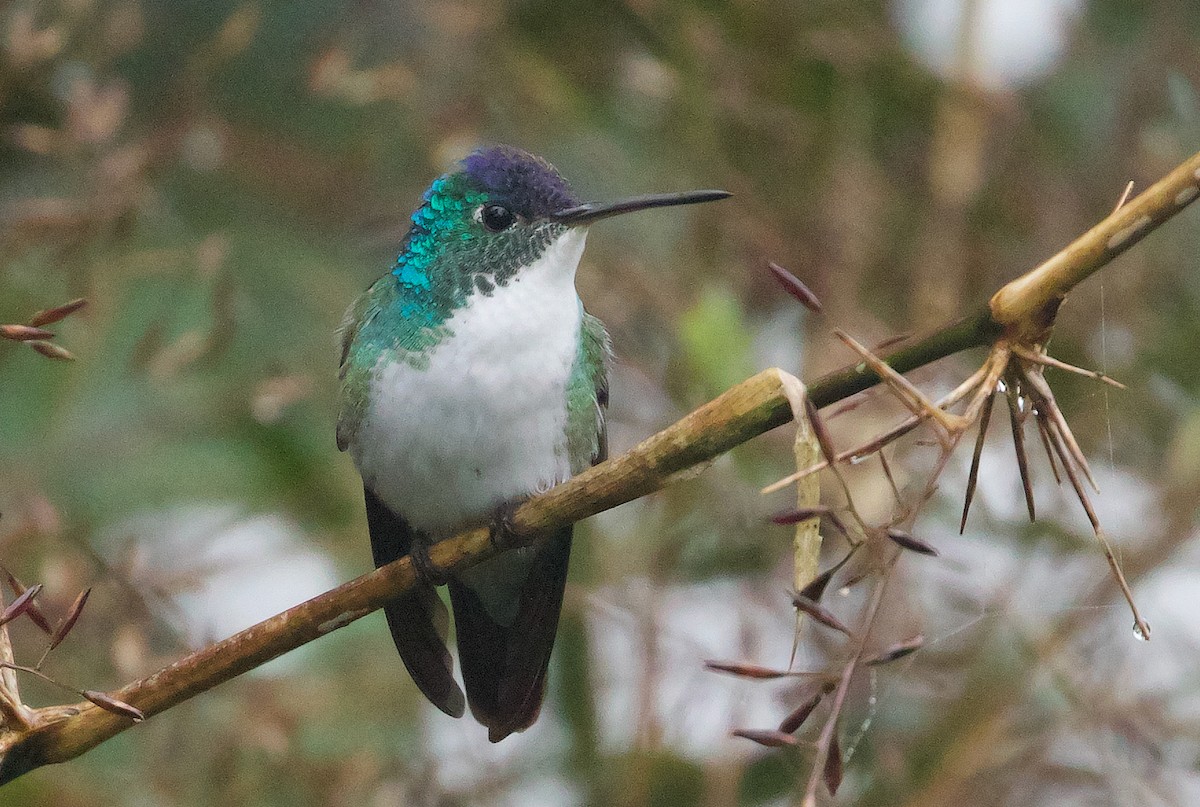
[551,189,732,226]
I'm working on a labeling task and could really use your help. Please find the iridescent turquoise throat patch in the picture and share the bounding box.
[390,173,563,328]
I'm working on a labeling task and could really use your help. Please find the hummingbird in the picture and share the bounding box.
[336,145,730,741]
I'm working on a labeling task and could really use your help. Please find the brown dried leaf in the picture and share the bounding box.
[30,298,87,327]
[767,261,823,313]
[732,728,799,748]
[791,594,853,636]
[886,528,939,557]
[82,690,144,722]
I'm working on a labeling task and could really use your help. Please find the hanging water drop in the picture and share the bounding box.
[1132,620,1151,641]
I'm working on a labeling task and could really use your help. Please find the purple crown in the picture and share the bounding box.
[461,146,579,219]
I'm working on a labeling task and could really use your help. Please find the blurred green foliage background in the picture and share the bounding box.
[3,1,1200,805]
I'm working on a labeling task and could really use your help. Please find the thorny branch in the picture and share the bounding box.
[1,148,1199,786]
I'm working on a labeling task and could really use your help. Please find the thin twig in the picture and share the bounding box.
[1011,344,1126,389]
[835,330,964,436]
[800,558,896,807]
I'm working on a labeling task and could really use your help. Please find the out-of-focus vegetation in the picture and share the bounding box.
[3,1,1200,805]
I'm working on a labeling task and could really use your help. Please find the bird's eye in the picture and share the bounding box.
[477,204,516,232]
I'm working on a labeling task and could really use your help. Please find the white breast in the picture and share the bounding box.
[351,229,587,537]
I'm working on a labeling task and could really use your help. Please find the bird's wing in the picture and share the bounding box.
[448,528,572,742]
[364,486,465,718]
[335,288,380,452]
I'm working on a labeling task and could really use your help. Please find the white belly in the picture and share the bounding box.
[351,229,587,537]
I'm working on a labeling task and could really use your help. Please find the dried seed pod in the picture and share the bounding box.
[791,594,853,637]
[0,324,55,341]
[705,660,794,680]
[2,569,53,633]
[28,340,75,361]
[798,567,837,603]
[732,728,799,748]
[46,588,92,652]
[803,397,838,467]
[767,261,823,313]
[864,634,925,666]
[0,583,43,627]
[823,732,843,794]
[771,505,832,525]
[886,528,939,557]
[30,298,87,327]
[797,549,858,603]
[778,687,826,734]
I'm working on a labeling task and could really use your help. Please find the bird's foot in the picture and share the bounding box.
[488,500,525,551]
[410,541,448,587]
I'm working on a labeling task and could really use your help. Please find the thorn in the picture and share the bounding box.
[1034,410,1063,484]
[81,690,145,722]
[1004,383,1037,522]
[1022,367,1099,492]
[960,391,995,533]
[1012,345,1126,389]
[1112,180,1135,213]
